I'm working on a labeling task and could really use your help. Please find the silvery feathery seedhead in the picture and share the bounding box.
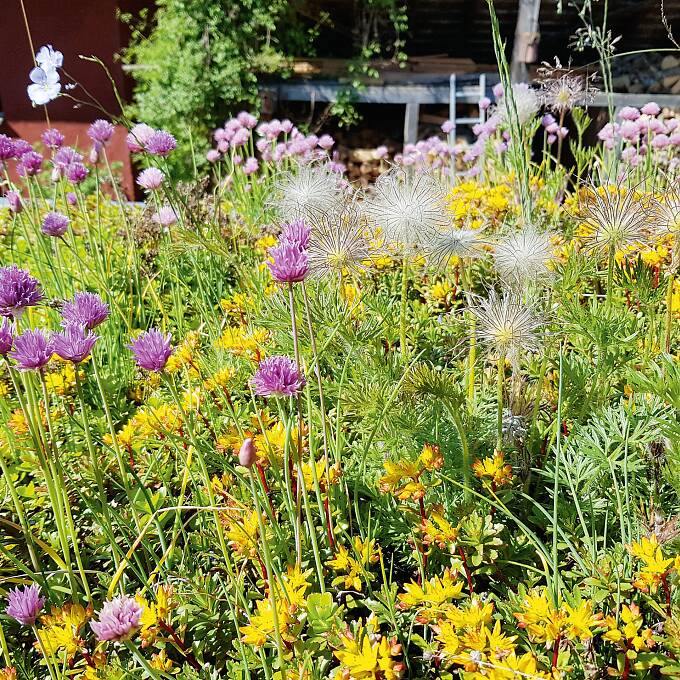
[578,182,650,253]
[537,59,597,113]
[423,224,487,268]
[469,290,544,361]
[361,166,450,253]
[307,203,371,279]
[493,226,554,287]
[498,83,540,126]
[270,162,347,221]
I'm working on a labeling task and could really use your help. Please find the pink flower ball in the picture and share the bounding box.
[652,133,670,149]
[618,106,640,121]
[206,149,221,163]
[441,120,454,134]
[641,102,661,116]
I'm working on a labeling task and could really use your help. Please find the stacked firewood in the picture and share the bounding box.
[611,53,680,94]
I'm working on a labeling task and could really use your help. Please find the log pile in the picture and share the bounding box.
[611,53,680,94]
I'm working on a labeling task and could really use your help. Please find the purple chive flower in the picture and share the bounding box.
[242,157,259,175]
[90,595,143,642]
[66,192,77,206]
[41,128,65,150]
[51,324,98,363]
[42,212,69,237]
[126,123,155,152]
[279,219,311,249]
[62,292,109,329]
[88,119,115,146]
[10,329,53,371]
[6,584,45,626]
[17,151,43,177]
[127,329,174,372]
[206,149,221,163]
[237,111,258,129]
[6,190,22,214]
[136,167,165,191]
[144,130,176,156]
[152,206,177,227]
[0,265,43,318]
[53,147,83,176]
[65,162,88,184]
[318,134,335,150]
[0,318,14,355]
[267,242,309,283]
[0,135,16,161]
[641,102,661,116]
[251,355,305,398]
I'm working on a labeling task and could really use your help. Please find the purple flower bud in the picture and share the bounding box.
[136,167,165,191]
[90,595,143,642]
[206,149,221,163]
[641,102,661,116]
[127,329,173,372]
[88,119,115,145]
[441,120,455,134]
[479,96,491,110]
[17,151,43,177]
[42,212,69,237]
[267,242,309,283]
[66,191,77,206]
[152,206,177,227]
[0,135,16,161]
[6,191,22,214]
[0,265,42,318]
[618,106,640,121]
[317,134,335,150]
[41,128,65,150]
[250,355,305,398]
[62,291,109,329]
[237,111,258,129]
[51,324,98,363]
[10,329,53,370]
[6,584,45,626]
[238,438,257,467]
[66,162,88,184]
[126,123,155,152]
[242,157,259,175]
[13,140,32,158]
[144,130,176,156]
[279,219,311,249]
[0,318,14,355]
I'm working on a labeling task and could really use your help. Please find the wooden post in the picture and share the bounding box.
[404,102,419,146]
[510,0,541,83]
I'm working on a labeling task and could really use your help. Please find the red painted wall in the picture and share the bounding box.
[0,0,151,196]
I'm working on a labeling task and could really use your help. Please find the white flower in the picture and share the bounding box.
[362,166,450,251]
[35,45,63,71]
[494,227,553,286]
[27,67,61,106]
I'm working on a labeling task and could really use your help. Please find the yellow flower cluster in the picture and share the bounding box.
[240,565,311,648]
[326,536,381,592]
[472,451,513,489]
[398,569,465,623]
[379,443,444,501]
[215,324,269,361]
[628,534,678,594]
[333,615,404,680]
[513,588,602,647]
[447,181,512,227]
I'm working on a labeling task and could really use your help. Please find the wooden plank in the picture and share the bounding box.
[270,77,499,105]
[590,92,680,107]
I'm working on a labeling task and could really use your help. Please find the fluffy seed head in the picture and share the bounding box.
[271,163,346,221]
[493,227,553,285]
[361,166,450,251]
[470,291,543,360]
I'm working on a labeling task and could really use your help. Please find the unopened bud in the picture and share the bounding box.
[238,437,257,468]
